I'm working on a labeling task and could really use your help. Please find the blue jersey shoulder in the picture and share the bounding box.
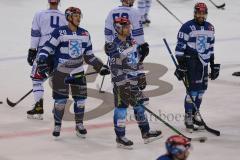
[156,154,172,160]
[205,21,215,32]
[77,27,90,36]
[179,20,195,34]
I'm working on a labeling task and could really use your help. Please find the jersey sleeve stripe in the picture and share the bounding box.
[31,29,41,37]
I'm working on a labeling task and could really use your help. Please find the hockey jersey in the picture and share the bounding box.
[108,37,142,86]
[175,19,215,66]
[39,26,103,74]
[105,6,144,45]
[31,9,67,49]
[156,154,173,160]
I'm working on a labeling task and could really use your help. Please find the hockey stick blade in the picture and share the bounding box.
[205,124,221,136]
[6,98,18,107]
[216,3,225,9]
[6,89,33,107]
[208,0,225,9]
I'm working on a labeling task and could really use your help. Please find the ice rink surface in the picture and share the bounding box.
[0,0,240,159]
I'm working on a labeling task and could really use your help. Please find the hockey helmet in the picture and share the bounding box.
[48,0,60,3]
[65,7,82,21]
[113,17,131,34]
[194,2,208,14]
[121,0,135,7]
[165,135,191,156]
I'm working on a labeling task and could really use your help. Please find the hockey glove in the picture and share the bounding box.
[100,65,110,76]
[174,67,187,81]
[37,55,49,77]
[27,48,37,66]
[210,64,220,80]
[64,72,86,85]
[137,73,147,90]
[137,42,149,62]
[104,42,117,56]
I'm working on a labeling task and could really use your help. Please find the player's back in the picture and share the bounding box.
[105,6,144,44]
[32,9,67,47]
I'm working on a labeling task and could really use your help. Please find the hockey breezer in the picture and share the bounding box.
[163,38,220,136]
[208,0,225,9]
[6,71,98,108]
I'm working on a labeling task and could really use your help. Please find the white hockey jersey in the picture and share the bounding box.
[105,6,145,45]
[30,9,67,49]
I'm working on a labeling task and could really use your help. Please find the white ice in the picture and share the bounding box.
[0,0,240,160]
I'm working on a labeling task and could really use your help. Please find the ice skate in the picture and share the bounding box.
[27,99,44,120]
[52,125,61,137]
[193,112,205,130]
[116,136,133,149]
[142,130,162,144]
[76,123,87,138]
[185,112,194,133]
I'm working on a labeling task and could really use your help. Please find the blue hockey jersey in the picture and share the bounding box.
[156,154,173,160]
[108,37,142,86]
[175,19,215,66]
[39,25,103,73]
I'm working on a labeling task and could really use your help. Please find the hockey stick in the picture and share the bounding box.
[163,38,220,136]
[155,0,183,24]
[208,0,225,9]
[143,106,207,142]
[6,71,98,107]
[7,89,33,107]
[99,59,109,93]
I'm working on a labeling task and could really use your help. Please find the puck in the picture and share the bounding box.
[200,139,205,143]
[0,101,3,104]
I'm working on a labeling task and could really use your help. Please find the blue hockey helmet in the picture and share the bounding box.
[166,135,191,156]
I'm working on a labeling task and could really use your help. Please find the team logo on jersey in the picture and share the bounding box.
[69,39,82,58]
[196,35,207,53]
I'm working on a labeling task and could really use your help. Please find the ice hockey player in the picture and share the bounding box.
[105,17,162,149]
[27,0,67,120]
[137,0,152,26]
[37,7,110,138]
[174,2,220,132]
[105,0,149,94]
[156,135,191,160]
[105,0,146,45]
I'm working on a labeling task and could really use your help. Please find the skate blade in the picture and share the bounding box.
[193,125,205,131]
[117,143,133,150]
[143,135,163,144]
[143,23,150,27]
[76,132,86,139]
[27,114,43,120]
[186,128,194,133]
